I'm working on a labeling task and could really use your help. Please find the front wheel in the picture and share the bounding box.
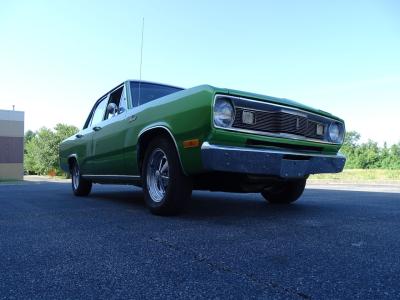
[261,179,306,204]
[71,161,92,196]
[142,137,192,215]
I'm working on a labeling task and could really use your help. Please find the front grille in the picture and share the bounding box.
[232,107,325,140]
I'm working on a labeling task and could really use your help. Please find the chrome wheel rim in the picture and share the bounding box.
[72,165,80,190]
[146,149,169,203]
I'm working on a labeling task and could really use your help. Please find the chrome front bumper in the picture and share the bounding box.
[201,142,346,178]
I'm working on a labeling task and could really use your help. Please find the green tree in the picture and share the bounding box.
[338,131,400,169]
[356,140,380,169]
[24,130,36,144]
[381,143,400,169]
[24,124,78,175]
[23,130,36,159]
[340,131,361,168]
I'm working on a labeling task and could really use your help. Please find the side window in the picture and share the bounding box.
[129,82,182,106]
[119,87,128,111]
[105,86,126,120]
[90,97,108,127]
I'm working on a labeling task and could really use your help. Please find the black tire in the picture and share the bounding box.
[261,179,306,204]
[142,136,192,215]
[70,160,92,196]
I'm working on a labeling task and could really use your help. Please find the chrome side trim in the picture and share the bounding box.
[213,94,345,145]
[137,125,187,175]
[82,175,141,182]
[201,142,343,159]
[82,175,141,178]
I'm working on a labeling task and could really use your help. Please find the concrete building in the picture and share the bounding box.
[0,109,24,180]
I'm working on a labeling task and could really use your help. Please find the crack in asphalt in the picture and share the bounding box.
[150,236,311,299]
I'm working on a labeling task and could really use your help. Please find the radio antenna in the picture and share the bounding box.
[138,17,144,103]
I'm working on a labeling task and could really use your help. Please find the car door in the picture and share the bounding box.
[122,81,183,176]
[81,96,109,174]
[91,84,131,175]
[70,126,95,174]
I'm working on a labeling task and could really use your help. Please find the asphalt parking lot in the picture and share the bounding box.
[0,181,399,299]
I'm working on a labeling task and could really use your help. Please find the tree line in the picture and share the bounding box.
[23,126,400,176]
[340,131,400,169]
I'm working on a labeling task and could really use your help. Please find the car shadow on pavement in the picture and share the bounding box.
[89,188,146,207]
[87,186,399,221]
[88,186,320,219]
[186,191,316,219]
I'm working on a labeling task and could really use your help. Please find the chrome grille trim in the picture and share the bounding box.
[213,94,345,145]
[233,107,324,140]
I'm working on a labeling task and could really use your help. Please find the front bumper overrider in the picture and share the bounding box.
[201,142,346,178]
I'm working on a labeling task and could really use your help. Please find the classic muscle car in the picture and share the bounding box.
[60,80,346,215]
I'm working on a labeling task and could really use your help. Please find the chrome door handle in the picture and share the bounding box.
[128,115,137,123]
[93,126,102,131]
[75,134,83,138]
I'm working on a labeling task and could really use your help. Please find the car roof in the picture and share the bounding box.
[127,79,185,90]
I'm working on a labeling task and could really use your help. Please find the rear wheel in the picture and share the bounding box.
[70,161,92,196]
[261,179,306,204]
[142,137,192,215]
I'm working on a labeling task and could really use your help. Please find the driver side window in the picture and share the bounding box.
[105,86,126,120]
[89,97,108,127]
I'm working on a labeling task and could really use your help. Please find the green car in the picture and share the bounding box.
[60,80,346,215]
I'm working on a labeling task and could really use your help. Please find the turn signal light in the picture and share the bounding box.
[183,139,200,148]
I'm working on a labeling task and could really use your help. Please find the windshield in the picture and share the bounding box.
[130,81,183,106]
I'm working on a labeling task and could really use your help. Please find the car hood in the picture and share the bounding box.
[220,87,342,122]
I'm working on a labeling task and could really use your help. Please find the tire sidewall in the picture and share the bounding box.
[70,161,92,196]
[142,137,191,214]
[71,163,80,195]
[262,179,306,204]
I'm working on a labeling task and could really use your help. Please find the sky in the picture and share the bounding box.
[1,0,399,145]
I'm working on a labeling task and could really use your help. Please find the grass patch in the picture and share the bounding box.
[310,169,400,182]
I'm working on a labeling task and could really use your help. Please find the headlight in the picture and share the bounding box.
[214,98,235,128]
[328,122,344,143]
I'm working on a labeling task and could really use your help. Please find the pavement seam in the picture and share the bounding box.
[150,236,311,299]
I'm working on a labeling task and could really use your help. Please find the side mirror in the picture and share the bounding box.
[107,103,118,116]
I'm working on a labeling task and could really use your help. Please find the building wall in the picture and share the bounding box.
[0,110,24,180]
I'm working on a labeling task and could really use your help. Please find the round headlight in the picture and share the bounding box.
[329,122,344,143]
[214,98,235,128]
